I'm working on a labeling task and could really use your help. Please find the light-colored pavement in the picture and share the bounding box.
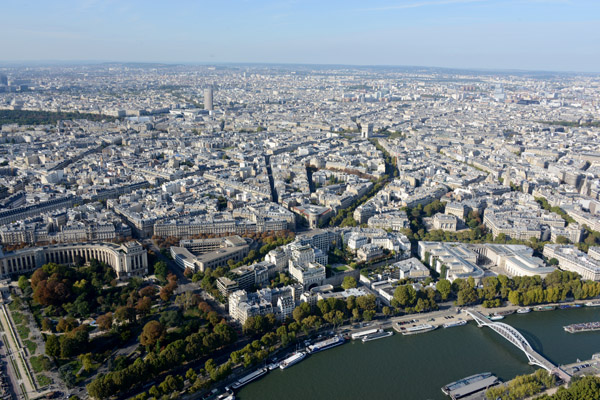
[0,303,37,398]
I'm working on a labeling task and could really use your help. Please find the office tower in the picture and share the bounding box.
[0,74,7,86]
[204,87,213,111]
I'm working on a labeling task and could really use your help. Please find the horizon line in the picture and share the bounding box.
[0,59,598,76]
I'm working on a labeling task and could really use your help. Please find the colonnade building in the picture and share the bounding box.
[0,241,148,279]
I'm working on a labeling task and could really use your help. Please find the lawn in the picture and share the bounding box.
[333,265,351,273]
[16,325,30,341]
[24,340,37,354]
[36,374,53,387]
[29,355,52,373]
[11,312,26,325]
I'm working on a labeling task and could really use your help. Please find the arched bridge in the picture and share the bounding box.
[464,309,571,382]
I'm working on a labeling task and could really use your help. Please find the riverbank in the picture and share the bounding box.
[237,306,600,400]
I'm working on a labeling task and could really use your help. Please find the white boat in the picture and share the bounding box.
[361,330,393,342]
[488,314,504,321]
[401,324,437,335]
[585,301,600,307]
[517,307,531,314]
[443,320,467,328]
[351,328,380,340]
[279,352,306,370]
[266,362,280,371]
[230,368,267,390]
[307,335,345,354]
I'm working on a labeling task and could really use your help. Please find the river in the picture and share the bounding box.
[237,307,600,400]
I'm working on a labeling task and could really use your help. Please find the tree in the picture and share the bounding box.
[394,285,417,307]
[436,279,452,300]
[292,302,311,323]
[41,318,53,332]
[186,368,197,383]
[341,276,357,290]
[30,268,48,290]
[45,335,60,358]
[135,297,152,316]
[140,321,165,348]
[114,306,136,324]
[96,313,113,331]
[17,275,29,292]
[456,287,478,306]
[159,281,177,301]
[154,261,168,280]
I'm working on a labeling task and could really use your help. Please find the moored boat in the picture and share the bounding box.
[442,372,497,397]
[351,328,380,340]
[559,303,582,309]
[585,300,600,307]
[517,307,531,314]
[266,362,280,371]
[307,335,345,354]
[231,368,268,390]
[534,305,555,311]
[488,314,504,321]
[361,330,393,342]
[494,309,515,316]
[279,352,306,370]
[401,324,437,335]
[443,320,467,328]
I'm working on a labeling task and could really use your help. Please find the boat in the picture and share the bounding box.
[401,324,437,335]
[559,304,582,309]
[361,330,393,342]
[230,368,268,390]
[307,335,345,353]
[585,301,600,307]
[266,362,280,371]
[534,305,555,311]
[494,309,515,316]
[564,321,600,333]
[350,328,380,340]
[279,352,306,370]
[443,320,467,328]
[517,307,531,314]
[488,314,504,321]
[442,372,500,399]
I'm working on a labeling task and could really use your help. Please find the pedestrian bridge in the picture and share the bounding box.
[463,309,571,382]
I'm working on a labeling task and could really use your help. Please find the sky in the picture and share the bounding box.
[1,0,599,72]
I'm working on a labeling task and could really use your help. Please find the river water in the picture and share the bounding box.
[237,307,600,400]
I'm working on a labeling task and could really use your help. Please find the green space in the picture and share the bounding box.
[16,325,30,340]
[29,355,52,373]
[24,339,37,354]
[11,311,26,325]
[536,376,600,399]
[0,109,117,127]
[36,374,52,387]
[333,265,351,273]
[485,369,555,399]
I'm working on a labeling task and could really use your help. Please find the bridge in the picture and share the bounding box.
[464,309,571,383]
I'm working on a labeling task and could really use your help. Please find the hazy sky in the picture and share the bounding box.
[2,0,599,72]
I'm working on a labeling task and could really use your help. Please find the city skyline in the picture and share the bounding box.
[1,0,599,72]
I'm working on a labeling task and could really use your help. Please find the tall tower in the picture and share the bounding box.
[204,87,213,111]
